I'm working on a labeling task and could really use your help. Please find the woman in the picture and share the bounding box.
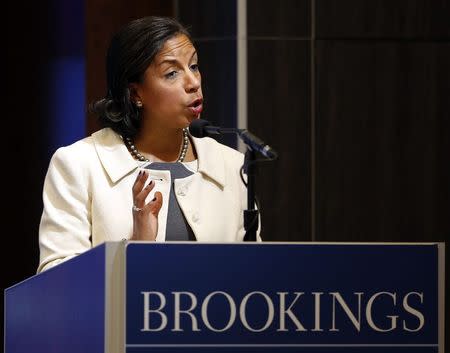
[37,16,259,273]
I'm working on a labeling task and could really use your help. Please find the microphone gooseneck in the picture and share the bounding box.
[188,119,278,160]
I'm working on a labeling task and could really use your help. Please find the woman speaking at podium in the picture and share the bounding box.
[37,16,260,273]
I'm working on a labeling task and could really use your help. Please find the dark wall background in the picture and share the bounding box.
[3,0,448,347]
[246,0,449,345]
[2,0,173,346]
[3,2,53,344]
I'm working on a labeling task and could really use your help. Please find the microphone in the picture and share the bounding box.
[189,118,237,137]
[189,119,278,160]
[239,130,278,160]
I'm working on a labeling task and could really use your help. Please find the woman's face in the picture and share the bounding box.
[132,33,203,130]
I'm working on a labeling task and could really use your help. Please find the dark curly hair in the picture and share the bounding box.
[90,16,192,138]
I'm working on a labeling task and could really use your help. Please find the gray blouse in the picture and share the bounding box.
[144,162,196,241]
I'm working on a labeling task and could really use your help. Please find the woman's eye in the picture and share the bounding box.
[165,71,178,79]
[190,64,199,72]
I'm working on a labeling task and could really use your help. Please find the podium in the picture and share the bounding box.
[4,242,445,353]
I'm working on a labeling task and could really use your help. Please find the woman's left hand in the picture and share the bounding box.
[130,169,163,241]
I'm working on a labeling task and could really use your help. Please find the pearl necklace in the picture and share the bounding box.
[124,128,189,163]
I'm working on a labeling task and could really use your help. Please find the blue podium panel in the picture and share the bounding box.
[4,244,107,353]
[125,243,442,353]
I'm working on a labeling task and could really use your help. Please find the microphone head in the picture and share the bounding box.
[189,118,211,138]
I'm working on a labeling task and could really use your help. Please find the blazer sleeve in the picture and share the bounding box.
[37,146,92,273]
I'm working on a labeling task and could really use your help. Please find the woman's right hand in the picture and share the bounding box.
[130,169,163,241]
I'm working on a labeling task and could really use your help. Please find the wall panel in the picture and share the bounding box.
[247,0,310,37]
[248,40,311,241]
[316,0,450,39]
[315,41,450,242]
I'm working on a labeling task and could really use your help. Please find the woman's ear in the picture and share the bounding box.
[129,83,143,107]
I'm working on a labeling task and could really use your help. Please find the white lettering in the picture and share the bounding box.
[240,291,275,332]
[402,292,425,332]
[312,292,324,331]
[277,292,307,332]
[141,291,168,332]
[201,291,236,332]
[139,290,423,334]
[172,291,201,332]
[366,292,398,332]
[330,292,363,332]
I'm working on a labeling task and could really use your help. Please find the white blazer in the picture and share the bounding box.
[38,128,259,273]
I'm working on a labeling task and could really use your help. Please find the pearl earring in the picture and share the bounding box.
[135,100,143,107]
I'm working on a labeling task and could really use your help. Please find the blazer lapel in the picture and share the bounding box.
[92,128,138,184]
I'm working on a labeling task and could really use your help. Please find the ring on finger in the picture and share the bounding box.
[132,205,143,212]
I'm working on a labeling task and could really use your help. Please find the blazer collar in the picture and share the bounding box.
[191,136,226,187]
[92,128,138,184]
[92,128,226,187]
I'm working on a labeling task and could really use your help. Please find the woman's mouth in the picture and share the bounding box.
[187,98,203,116]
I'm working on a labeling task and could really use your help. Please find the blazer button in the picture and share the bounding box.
[191,212,199,223]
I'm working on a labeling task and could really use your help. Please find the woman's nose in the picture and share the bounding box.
[185,71,201,92]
